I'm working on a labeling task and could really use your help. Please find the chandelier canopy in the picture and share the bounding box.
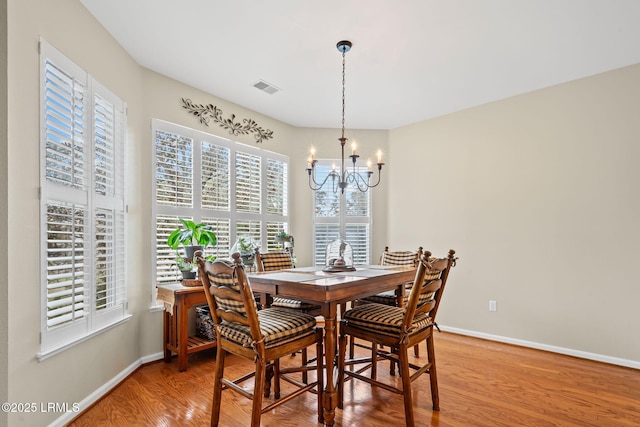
[306,40,384,194]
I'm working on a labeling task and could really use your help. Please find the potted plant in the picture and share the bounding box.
[167,218,217,259]
[232,236,257,266]
[276,231,294,246]
[175,253,196,280]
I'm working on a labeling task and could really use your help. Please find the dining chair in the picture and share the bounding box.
[337,249,457,427]
[254,248,322,381]
[195,251,324,426]
[255,248,322,314]
[351,246,423,361]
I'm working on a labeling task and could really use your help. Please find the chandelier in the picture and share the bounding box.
[306,40,384,194]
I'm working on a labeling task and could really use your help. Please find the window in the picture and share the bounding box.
[312,162,371,265]
[39,40,127,355]
[152,120,289,288]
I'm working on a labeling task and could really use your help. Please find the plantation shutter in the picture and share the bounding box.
[266,221,288,252]
[236,220,261,245]
[236,151,261,213]
[313,162,371,265]
[202,142,230,211]
[155,215,187,285]
[40,40,128,353]
[155,130,193,207]
[266,159,287,215]
[203,217,231,260]
[152,120,289,288]
[93,84,126,326]
[42,47,90,342]
[345,224,370,265]
[314,224,339,266]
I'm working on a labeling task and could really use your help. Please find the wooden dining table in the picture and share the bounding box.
[247,264,417,427]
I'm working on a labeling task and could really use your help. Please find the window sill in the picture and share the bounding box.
[37,314,132,362]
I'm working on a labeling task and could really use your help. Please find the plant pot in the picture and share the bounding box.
[184,245,204,260]
[240,253,254,267]
[181,270,197,280]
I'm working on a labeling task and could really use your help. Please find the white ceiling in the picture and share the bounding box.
[80,0,640,130]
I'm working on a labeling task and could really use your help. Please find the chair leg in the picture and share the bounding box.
[426,334,439,410]
[349,335,355,359]
[389,345,397,376]
[399,344,415,427]
[263,364,273,398]
[414,343,420,357]
[302,348,308,383]
[273,359,281,399]
[210,349,226,426]
[371,342,378,380]
[251,358,266,427]
[337,329,346,409]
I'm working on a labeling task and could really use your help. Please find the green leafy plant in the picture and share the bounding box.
[236,236,255,254]
[175,253,195,271]
[167,218,217,250]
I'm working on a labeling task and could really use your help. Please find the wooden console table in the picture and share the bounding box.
[157,281,216,371]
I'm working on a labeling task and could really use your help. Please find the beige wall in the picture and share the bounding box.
[6,1,143,425]
[389,64,640,363]
[1,0,9,425]
[5,2,388,425]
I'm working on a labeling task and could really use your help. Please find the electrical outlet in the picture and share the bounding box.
[489,300,497,312]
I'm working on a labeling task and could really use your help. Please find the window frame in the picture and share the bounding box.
[151,119,289,294]
[312,159,372,266]
[38,39,128,358]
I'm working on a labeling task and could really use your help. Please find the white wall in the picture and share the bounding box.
[389,64,640,363]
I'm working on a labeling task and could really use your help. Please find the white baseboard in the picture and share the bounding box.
[47,352,165,427]
[439,325,640,370]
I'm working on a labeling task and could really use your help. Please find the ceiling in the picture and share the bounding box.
[80,0,640,130]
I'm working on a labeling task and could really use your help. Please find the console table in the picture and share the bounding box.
[157,281,216,371]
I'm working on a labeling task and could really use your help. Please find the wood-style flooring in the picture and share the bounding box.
[67,332,640,426]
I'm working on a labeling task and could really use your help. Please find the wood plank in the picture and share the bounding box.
[67,332,640,426]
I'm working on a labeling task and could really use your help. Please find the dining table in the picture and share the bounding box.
[247,264,417,427]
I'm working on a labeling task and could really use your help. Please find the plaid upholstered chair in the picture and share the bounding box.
[351,246,423,360]
[358,246,423,306]
[337,250,457,427]
[255,249,321,315]
[196,252,324,426]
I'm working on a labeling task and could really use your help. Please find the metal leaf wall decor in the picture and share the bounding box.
[181,98,274,143]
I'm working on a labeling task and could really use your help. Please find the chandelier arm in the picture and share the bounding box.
[307,169,338,191]
[348,170,374,192]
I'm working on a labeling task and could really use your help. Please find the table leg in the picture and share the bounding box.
[177,296,188,372]
[321,303,338,426]
[163,310,172,362]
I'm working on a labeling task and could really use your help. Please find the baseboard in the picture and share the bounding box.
[439,325,640,370]
[48,352,165,427]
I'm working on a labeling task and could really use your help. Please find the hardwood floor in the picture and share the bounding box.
[67,332,640,426]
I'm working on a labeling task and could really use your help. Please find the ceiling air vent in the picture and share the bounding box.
[253,80,280,95]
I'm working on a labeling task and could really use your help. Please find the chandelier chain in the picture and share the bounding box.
[341,48,346,140]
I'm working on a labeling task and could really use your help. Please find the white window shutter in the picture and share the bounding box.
[155,130,193,207]
[235,151,261,213]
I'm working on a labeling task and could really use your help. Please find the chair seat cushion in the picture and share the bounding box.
[359,287,434,307]
[271,297,322,312]
[342,303,433,337]
[219,308,316,348]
